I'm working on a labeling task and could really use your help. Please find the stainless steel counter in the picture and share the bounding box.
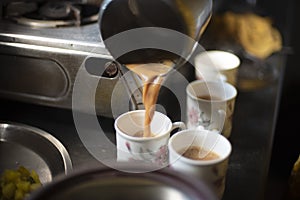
[0,53,285,199]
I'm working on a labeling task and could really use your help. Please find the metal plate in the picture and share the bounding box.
[0,122,72,183]
[29,165,217,200]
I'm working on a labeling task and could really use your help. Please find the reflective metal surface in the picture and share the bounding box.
[0,122,72,183]
[29,165,217,200]
[0,1,128,117]
[0,21,124,117]
[99,0,212,67]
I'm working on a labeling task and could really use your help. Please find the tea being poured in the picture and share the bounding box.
[98,0,212,138]
[126,61,173,137]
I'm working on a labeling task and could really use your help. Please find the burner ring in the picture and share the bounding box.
[39,2,73,19]
[5,3,100,28]
[11,14,99,28]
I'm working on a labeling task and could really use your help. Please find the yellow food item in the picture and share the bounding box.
[286,154,300,200]
[207,11,282,59]
[0,166,42,200]
[235,12,282,59]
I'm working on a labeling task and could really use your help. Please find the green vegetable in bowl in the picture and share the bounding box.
[0,166,42,200]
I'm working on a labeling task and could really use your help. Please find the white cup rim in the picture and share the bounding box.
[186,80,237,102]
[194,50,240,71]
[168,129,232,165]
[114,110,172,142]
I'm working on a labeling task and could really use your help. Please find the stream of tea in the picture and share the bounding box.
[126,61,173,137]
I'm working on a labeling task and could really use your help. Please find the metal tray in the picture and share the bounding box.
[0,122,72,183]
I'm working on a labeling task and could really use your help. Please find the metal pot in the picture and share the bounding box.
[98,0,212,68]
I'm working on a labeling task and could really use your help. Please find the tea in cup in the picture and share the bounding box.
[186,80,237,138]
[115,110,185,167]
[168,128,232,199]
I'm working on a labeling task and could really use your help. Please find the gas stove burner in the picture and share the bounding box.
[5,2,38,17]
[5,2,99,28]
[39,2,75,20]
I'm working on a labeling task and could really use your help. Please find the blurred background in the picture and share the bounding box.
[210,0,299,199]
[264,0,300,199]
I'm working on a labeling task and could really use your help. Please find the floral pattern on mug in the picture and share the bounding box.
[188,107,199,125]
[155,145,168,166]
[125,142,168,166]
[188,106,211,128]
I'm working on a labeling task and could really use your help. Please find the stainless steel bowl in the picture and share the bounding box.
[28,164,217,200]
[0,122,72,183]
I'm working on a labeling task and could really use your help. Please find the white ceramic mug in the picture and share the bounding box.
[194,50,240,86]
[186,80,237,138]
[168,129,232,199]
[115,110,185,167]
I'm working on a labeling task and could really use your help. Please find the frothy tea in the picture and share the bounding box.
[197,95,222,101]
[180,146,220,161]
[133,130,156,138]
[126,61,172,137]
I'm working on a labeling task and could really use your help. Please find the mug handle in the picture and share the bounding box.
[171,122,186,132]
[217,109,226,132]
